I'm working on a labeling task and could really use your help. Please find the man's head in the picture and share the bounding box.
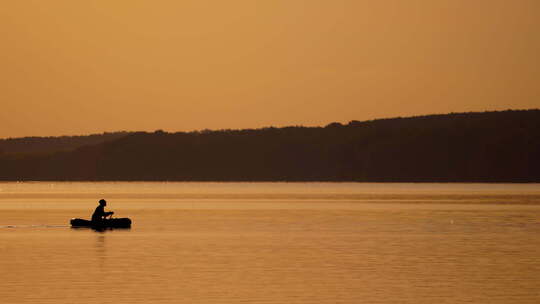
[99,199,107,206]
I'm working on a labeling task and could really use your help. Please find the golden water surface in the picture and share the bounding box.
[1,182,539,304]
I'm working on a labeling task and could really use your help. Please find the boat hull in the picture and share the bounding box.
[70,218,132,229]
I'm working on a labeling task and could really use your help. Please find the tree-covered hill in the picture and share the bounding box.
[1,110,539,182]
[0,132,130,155]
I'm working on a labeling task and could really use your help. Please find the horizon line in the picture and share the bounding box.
[2,108,537,140]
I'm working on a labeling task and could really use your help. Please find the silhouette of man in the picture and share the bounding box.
[92,199,114,223]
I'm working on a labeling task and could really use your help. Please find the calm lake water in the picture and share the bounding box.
[1,182,539,304]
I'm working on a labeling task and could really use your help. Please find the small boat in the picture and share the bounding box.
[70,218,132,229]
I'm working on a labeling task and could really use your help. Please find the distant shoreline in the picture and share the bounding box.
[1,110,539,183]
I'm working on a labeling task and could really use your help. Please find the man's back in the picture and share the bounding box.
[92,205,105,222]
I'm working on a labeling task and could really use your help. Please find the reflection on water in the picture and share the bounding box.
[0,182,539,304]
[95,234,106,270]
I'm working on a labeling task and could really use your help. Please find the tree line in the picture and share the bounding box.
[0,110,538,182]
[0,132,130,155]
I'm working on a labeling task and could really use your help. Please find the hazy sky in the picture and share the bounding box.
[1,0,539,138]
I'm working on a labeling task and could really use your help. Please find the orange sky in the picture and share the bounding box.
[1,0,539,138]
